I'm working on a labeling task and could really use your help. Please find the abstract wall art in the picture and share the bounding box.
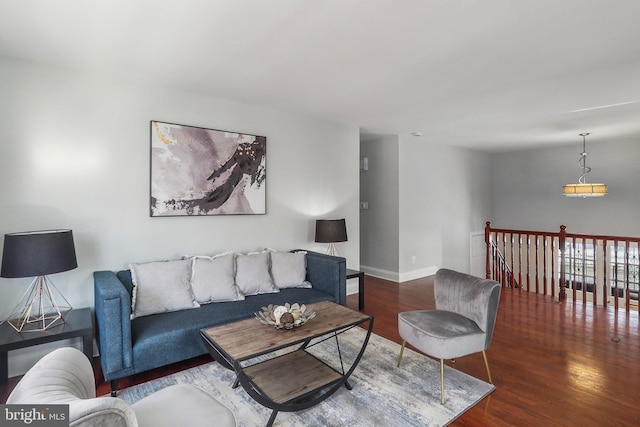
[150,121,266,216]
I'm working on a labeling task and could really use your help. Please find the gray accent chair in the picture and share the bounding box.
[7,347,236,427]
[396,268,501,404]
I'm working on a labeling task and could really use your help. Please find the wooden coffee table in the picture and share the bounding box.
[200,300,373,427]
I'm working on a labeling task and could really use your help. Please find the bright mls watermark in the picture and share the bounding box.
[1,405,68,426]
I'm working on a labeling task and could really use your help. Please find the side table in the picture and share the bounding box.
[346,269,366,310]
[0,307,93,383]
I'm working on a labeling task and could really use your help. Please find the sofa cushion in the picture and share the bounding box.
[130,287,337,373]
[130,259,199,319]
[234,251,279,296]
[190,254,244,304]
[269,250,312,289]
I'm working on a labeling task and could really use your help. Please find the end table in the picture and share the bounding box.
[0,307,93,383]
[346,269,366,309]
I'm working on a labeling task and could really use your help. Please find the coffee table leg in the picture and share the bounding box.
[345,380,353,390]
[266,410,279,427]
[232,376,240,389]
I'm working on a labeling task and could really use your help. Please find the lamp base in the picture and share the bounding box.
[326,243,339,256]
[5,275,72,332]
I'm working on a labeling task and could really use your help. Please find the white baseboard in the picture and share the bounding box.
[398,266,439,283]
[360,266,399,282]
[360,265,438,283]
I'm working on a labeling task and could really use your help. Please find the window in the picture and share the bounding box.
[560,242,638,302]
[562,242,595,292]
[610,246,639,301]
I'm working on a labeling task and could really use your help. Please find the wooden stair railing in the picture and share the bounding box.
[485,226,518,288]
[485,222,640,312]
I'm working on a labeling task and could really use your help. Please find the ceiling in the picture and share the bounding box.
[1,0,639,152]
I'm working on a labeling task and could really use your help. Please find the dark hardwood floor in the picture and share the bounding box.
[2,275,639,426]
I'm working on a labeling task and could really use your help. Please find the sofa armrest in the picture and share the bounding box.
[93,271,135,380]
[301,250,346,305]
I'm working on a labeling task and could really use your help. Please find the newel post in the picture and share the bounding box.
[485,221,492,279]
[558,225,567,301]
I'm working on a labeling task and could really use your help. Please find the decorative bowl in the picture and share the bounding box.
[255,303,316,330]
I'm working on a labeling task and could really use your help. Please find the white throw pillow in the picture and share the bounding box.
[269,250,312,289]
[189,254,244,303]
[235,251,279,296]
[130,259,199,319]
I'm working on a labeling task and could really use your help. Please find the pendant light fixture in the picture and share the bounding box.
[563,133,608,197]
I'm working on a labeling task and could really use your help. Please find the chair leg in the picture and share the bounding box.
[440,358,445,405]
[482,350,493,384]
[396,340,406,368]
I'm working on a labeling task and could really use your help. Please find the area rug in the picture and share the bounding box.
[117,327,494,426]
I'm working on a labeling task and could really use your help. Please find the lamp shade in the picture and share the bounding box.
[563,183,608,197]
[315,219,348,243]
[1,230,77,278]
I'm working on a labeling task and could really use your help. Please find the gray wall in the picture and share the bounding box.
[491,137,639,236]
[360,135,400,275]
[360,134,492,281]
[0,57,360,374]
[399,136,491,278]
[359,132,637,282]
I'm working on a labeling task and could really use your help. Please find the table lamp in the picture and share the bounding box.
[1,229,77,332]
[315,219,348,256]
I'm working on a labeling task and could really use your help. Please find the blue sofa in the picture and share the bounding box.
[93,251,346,395]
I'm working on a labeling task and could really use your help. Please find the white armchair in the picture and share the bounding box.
[7,347,236,427]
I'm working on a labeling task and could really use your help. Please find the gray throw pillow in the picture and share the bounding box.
[235,251,279,296]
[190,254,244,303]
[130,259,199,319]
[269,250,312,289]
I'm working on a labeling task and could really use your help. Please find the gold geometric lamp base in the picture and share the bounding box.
[6,275,72,332]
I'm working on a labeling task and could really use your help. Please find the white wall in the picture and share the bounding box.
[491,138,640,236]
[0,57,360,373]
[360,135,399,277]
[399,136,492,278]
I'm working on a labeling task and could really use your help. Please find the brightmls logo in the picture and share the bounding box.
[1,405,68,426]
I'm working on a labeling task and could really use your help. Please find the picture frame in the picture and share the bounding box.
[150,121,266,216]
